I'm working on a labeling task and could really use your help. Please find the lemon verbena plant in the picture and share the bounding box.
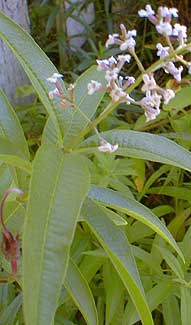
[1,4,191,325]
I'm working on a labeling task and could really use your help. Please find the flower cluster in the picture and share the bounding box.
[88,55,135,104]
[105,24,137,53]
[139,5,191,80]
[47,73,75,107]
[47,5,191,153]
[87,4,191,125]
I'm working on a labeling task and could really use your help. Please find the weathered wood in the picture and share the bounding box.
[0,0,30,104]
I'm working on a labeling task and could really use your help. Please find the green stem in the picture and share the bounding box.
[131,50,145,73]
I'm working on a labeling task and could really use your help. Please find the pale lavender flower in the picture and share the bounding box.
[109,83,126,102]
[47,73,63,83]
[173,23,187,38]
[97,57,117,71]
[117,54,131,64]
[119,76,135,89]
[119,27,137,51]
[158,6,178,20]
[169,8,178,18]
[105,68,119,82]
[156,21,173,35]
[140,94,161,122]
[48,88,60,99]
[138,4,155,17]
[165,62,183,82]
[161,89,175,104]
[105,34,119,48]
[98,139,118,153]
[156,43,170,58]
[141,74,157,92]
[87,80,102,95]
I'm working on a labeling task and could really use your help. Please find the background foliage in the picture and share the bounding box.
[0,1,191,325]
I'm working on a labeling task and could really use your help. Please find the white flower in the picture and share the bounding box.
[169,8,178,18]
[162,89,175,104]
[105,34,119,48]
[150,92,162,109]
[120,30,137,51]
[173,23,187,39]
[158,6,178,18]
[138,4,155,17]
[156,21,172,35]
[105,68,119,82]
[98,139,118,153]
[145,107,160,122]
[47,73,63,83]
[109,83,126,102]
[126,94,135,104]
[108,56,118,65]
[117,54,131,64]
[156,43,170,58]
[48,88,60,99]
[97,57,117,71]
[126,76,135,85]
[142,74,157,92]
[165,62,183,82]
[87,80,102,95]
[139,92,161,122]
[118,76,135,89]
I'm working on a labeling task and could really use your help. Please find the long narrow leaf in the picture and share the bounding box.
[23,145,90,325]
[0,89,29,159]
[80,130,191,172]
[88,185,184,261]
[82,199,154,325]
[0,11,64,144]
[64,258,98,325]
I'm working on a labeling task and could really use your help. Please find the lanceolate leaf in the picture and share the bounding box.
[88,185,184,261]
[0,293,22,325]
[23,145,90,325]
[0,137,31,173]
[80,130,191,172]
[0,89,29,159]
[123,281,173,325]
[82,199,154,325]
[0,11,64,144]
[64,258,98,325]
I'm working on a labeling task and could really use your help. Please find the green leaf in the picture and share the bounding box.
[103,260,124,325]
[181,287,191,325]
[23,145,90,325]
[0,11,64,144]
[80,130,191,172]
[157,246,184,279]
[88,185,184,261]
[64,258,98,325]
[0,89,29,159]
[162,295,181,325]
[164,86,191,111]
[82,199,154,325]
[148,186,191,202]
[123,281,173,325]
[0,137,31,173]
[0,293,22,325]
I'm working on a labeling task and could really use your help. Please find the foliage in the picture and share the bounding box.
[0,2,191,325]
